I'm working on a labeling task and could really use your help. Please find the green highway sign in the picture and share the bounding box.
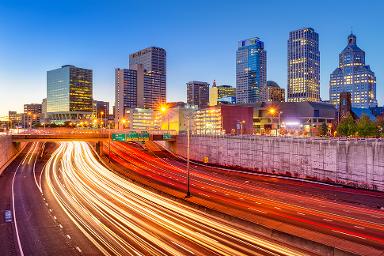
[163,133,172,140]
[112,133,126,141]
[126,131,150,141]
[112,131,150,142]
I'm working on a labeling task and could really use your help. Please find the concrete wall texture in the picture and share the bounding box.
[0,136,23,175]
[175,135,384,191]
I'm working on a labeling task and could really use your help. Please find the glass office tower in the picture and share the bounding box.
[47,65,93,122]
[236,37,266,104]
[287,28,320,102]
[329,34,377,108]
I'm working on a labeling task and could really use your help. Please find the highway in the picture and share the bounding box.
[0,142,99,256]
[44,141,310,256]
[105,141,384,255]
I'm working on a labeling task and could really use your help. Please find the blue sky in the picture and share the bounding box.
[0,0,383,116]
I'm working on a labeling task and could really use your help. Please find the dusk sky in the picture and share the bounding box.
[0,0,383,116]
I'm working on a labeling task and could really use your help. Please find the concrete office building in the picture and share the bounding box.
[287,28,320,102]
[265,81,285,102]
[187,81,210,109]
[129,47,166,109]
[23,103,42,127]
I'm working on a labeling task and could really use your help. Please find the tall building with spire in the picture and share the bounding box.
[236,37,266,104]
[287,28,320,102]
[329,34,377,108]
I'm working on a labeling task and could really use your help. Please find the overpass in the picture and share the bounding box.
[10,129,176,142]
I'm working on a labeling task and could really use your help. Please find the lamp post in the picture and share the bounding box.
[268,107,282,136]
[160,104,169,131]
[108,121,111,163]
[100,111,104,128]
[186,109,191,198]
[240,120,246,136]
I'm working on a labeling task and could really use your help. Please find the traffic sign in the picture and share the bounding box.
[112,133,126,141]
[163,133,172,140]
[4,210,12,223]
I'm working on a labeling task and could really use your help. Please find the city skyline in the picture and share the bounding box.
[1,1,384,116]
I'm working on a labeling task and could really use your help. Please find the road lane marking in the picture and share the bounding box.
[297,212,305,216]
[332,230,366,240]
[171,242,195,255]
[11,145,33,256]
[323,219,333,222]
[354,226,365,230]
[76,246,82,253]
[66,234,71,239]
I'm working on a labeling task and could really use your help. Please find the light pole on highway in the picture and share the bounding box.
[185,105,195,198]
[186,112,191,198]
[108,121,112,162]
[160,104,169,132]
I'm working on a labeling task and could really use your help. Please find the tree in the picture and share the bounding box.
[336,114,356,136]
[375,115,384,136]
[318,122,328,136]
[356,114,376,137]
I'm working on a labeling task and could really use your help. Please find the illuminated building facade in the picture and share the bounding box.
[329,34,377,108]
[23,103,42,127]
[93,100,109,119]
[236,37,266,104]
[287,28,320,102]
[124,108,160,130]
[47,65,93,122]
[129,47,166,109]
[187,81,209,109]
[8,111,22,128]
[265,81,285,102]
[115,68,138,127]
[209,80,236,106]
[252,102,335,135]
[193,105,253,135]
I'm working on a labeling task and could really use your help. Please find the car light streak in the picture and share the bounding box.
[44,142,307,256]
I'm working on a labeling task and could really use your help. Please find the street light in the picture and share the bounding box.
[160,104,169,131]
[121,118,127,129]
[240,120,246,136]
[268,107,282,136]
[185,105,196,198]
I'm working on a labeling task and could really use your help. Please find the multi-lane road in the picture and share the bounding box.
[106,140,384,255]
[44,141,309,256]
[1,140,384,255]
[1,141,311,256]
[0,142,100,256]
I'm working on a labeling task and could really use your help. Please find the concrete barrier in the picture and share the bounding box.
[175,135,384,191]
[0,136,25,175]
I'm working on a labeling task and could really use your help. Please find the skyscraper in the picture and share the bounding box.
[115,68,137,125]
[129,47,166,109]
[287,28,320,102]
[47,65,93,122]
[236,37,266,104]
[187,81,210,109]
[329,34,377,108]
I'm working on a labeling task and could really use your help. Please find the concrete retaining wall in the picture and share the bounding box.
[175,135,384,191]
[0,136,24,175]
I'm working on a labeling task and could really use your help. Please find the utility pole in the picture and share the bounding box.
[186,113,191,198]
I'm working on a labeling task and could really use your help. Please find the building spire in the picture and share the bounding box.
[348,33,356,45]
[212,80,217,87]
